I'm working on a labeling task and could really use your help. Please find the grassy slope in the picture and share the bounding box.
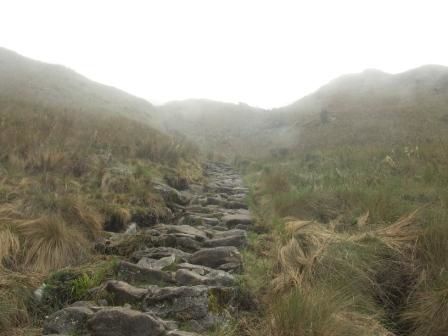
[235,67,448,336]
[0,50,201,333]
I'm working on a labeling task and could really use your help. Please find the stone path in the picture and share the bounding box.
[43,162,253,336]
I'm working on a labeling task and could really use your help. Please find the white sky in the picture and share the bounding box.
[1,0,447,108]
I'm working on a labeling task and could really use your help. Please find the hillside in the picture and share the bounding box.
[156,66,448,159]
[239,66,448,336]
[0,49,201,334]
[0,48,157,124]
[276,65,448,149]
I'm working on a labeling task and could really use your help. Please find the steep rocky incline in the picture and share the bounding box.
[42,162,253,336]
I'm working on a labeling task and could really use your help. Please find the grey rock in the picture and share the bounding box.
[167,330,201,336]
[87,307,165,336]
[137,254,176,270]
[143,286,209,321]
[153,183,190,205]
[218,262,242,272]
[154,224,208,241]
[131,247,191,262]
[205,270,235,287]
[176,263,213,275]
[43,306,93,335]
[105,280,148,305]
[34,283,46,302]
[175,269,206,286]
[174,236,203,252]
[234,224,250,231]
[225,201,248,209]
[222,214,253,227]
[205,234,247,248]
[189,247,242,269]
[118,261,174,284]
[124,223,138,234]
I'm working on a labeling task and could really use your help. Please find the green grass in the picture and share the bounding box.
[241,143,448,336]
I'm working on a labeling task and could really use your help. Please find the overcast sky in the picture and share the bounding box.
[1,0,447,108]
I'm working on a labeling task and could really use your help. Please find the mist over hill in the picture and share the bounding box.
[275,65,448,148]
[0,48,156,125]
[2,47,447,157]
[157,99,294,157]
[155,65,448,157]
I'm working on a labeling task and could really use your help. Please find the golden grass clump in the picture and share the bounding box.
[267,212,422,335]
[0,226,20,267]
[369,210,420,252]
[17,215,89,271]
[403,284,448,336]
[0,270,43,333]
[0,192,102,272]
[104,207,131,232]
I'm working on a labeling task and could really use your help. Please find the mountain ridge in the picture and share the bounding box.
[2,46,448,156]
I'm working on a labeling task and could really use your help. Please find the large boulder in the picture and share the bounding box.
[87,307,165,336]
[43,306,93,335]
[143,286,209,321]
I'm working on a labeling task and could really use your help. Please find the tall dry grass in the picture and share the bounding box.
[0,100,201,332]
[242,141,448,336]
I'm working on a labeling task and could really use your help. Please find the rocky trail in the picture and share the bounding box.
[42,162,253,336]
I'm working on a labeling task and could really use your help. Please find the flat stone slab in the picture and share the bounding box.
[118,261,174,285]
[222,214,253,227]
[137,254,176,271]
[87,307,166,336]
[188,246,242,269]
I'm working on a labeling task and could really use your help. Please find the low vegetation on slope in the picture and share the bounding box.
[0,100,201,333]
[233,67,448,336]
[239,138,448,335]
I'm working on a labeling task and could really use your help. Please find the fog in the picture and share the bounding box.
[1,0,447,108]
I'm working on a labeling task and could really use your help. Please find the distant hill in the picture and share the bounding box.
[3,46,447,157]
[275,65,448,150]
[156,66,448,157]
[158,99,294,158]
[0,47,156,124]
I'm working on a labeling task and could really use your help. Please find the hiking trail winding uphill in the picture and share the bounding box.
[42,162,253,336]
